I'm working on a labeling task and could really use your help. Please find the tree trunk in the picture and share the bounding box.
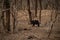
[20,0,22,10]
[1,0,6,32]
[4,0,10,32]
[48,0,58,38]
[2,11,6,29]
[39,0,42,24]
[27,0,32,23]
[11,0,16,33]
[6,10,10,31]
[55,0,58,19]
[35,0,37,17]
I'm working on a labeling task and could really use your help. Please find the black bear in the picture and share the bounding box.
[30,20,40,27]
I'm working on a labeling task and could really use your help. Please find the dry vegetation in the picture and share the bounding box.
[0,0,60,40]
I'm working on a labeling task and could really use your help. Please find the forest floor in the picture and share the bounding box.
[0,14,60,40]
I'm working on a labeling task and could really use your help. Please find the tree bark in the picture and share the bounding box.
[6,10,10,31]
[35,0,37,17]
[4,0,10,32]
[48,0,58,38]
[11,0,16,33]
[27,0,32,23]
[39,0,42,24]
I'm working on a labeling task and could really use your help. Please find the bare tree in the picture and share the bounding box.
[39,0,42,24]
[5,0,10,32]
[20,0,22,10]
[1,0,10,32]
[35,0,37,17]
[10,0,17,33]
[48,0,58,38]
[2,11,5,30]
[1,0,4,29]
[27,0,32,23]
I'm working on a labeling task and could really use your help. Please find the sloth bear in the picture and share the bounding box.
[30,20,40,27]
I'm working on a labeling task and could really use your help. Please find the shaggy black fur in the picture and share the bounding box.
[30,20,40,27]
